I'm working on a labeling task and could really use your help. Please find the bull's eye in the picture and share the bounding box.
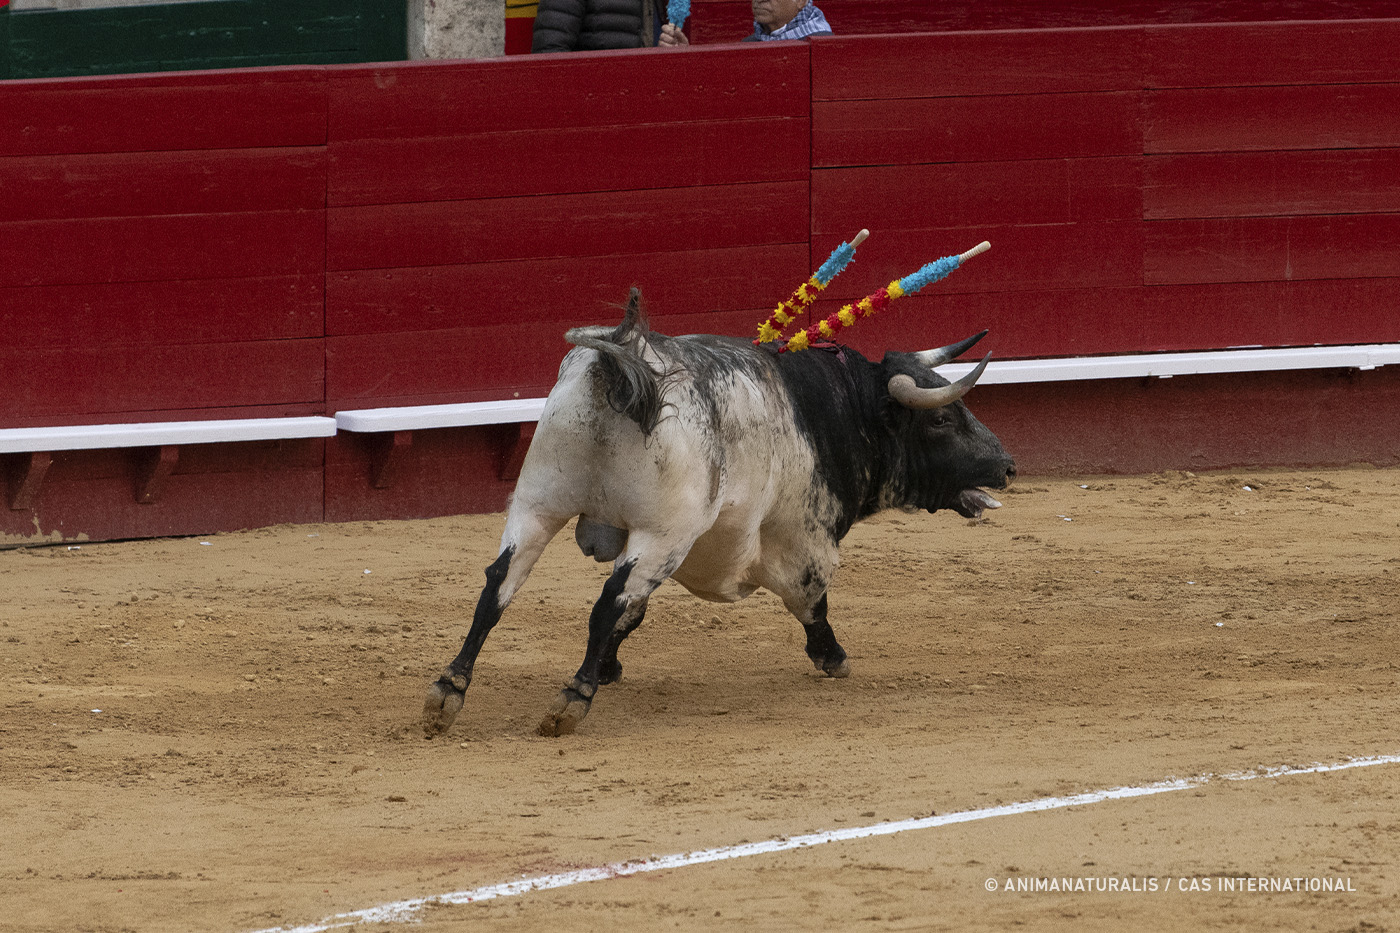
[927,411,952,428]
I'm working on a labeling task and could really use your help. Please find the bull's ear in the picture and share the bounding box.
[888,353,990,410]
[913,330,988,369]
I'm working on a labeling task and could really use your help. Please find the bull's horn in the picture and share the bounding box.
[888,353,991,410]
[913,330,988,368]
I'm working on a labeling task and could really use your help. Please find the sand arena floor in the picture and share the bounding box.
[2,466,1398,932]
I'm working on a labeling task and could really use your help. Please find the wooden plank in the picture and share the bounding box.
[811,27,1142,101]
[327,43,809,140]
[803,292,1047,364]
[329,117,808,206]
[6,0,404,79]
[7,452,52,512]
[1147,218,1291,286]
[0,147,327,221]
[0,67,326,156]
[0,340,325,423]
[327,308,777,409]
[2,210,325,288]
[0,276,324,349]
[1145,149,1400,220]
[327,181,809,272]
[1133,278,1400,350]
[825,277,1400,362]
[813,91,1140,167]
[0,419,337,454]
[1147,20,1400,89]
[1146,84,1400,154]
[969,367,1400,476]
[807,287,1152,363]
[326,245,810,336]
[327,324,573,408]
[1063,157,1146,223]
[812,157,1141,235]
[1146,215,1400,285]
[1,403,333,432]
[811,221,1144,301]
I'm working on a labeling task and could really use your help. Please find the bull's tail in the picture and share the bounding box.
[565,288,672,435]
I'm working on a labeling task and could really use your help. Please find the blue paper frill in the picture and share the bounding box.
[895,254,962,295]
[814,239,858,287]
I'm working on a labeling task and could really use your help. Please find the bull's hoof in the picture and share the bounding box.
[538,686,592,737]
[817,656,851,678]
[422,671,468,738]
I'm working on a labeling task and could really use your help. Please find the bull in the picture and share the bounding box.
[422,289,1015,737]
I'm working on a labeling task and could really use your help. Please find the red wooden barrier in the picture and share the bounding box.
[323,44,811,410]
[3,20,1399,545]
[0,68,326,156]
[808,22,1400,367]
[0,68,328,543]
[0,67,327,430]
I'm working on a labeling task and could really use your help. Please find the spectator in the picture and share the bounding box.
[746,0,832,41]
[532,0,688,52]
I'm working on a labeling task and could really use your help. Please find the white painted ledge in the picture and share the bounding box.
[938,343,1400,385]
[335,344,1400,433]
[5,345,1393,454]
[334,398,548,432]
[0,416,338,454]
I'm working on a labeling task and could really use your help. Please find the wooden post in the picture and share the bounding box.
[7,452,52,511]
[371,430,414,489]
[499,422,536,481]
[135,445,180,504]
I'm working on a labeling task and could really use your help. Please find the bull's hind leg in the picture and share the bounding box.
[422,511,566,737]
[597,597,647,686]
[538,534,686,736]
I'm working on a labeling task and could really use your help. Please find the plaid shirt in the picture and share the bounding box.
[751,3,831,41]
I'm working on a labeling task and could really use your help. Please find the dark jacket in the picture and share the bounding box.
[532,0,664,52]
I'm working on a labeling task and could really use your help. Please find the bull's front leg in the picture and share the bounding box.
[776,564,850,678]
[799,593,850,678]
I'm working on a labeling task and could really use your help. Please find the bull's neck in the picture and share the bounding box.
[779,353,888,542]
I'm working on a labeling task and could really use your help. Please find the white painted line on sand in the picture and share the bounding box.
[250,752,1400,933]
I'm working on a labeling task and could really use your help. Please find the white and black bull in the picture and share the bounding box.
[422,290,1015,737]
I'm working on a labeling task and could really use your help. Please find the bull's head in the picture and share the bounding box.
[880,331,1016,519]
